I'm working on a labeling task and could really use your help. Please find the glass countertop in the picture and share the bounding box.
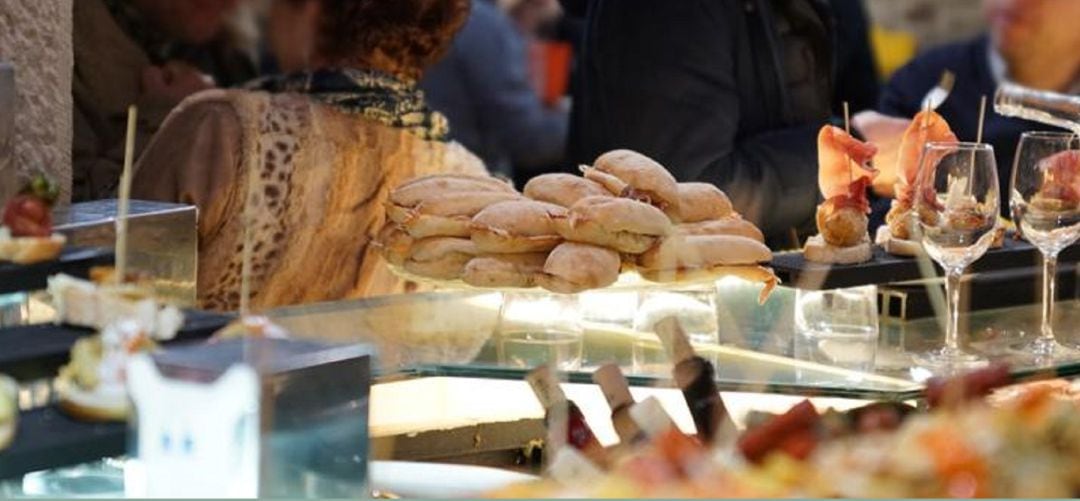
[265,280,1080,401]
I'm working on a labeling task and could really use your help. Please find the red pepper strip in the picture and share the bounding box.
[737,400,820,463]
[926,362,1011,409]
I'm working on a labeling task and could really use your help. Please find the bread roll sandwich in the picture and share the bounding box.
[373,224,415,266]
[804,125,878,264]
[582,150,681,220]
[387,174,522,238]
[523,173,613,208]
[401,237,478,280]
[470,200,567,253]
[677,183,734,222]
[637,234,778,303]
[677,217,765,243]
[56,320,159,421]
[537,242,621,293]
[463,253,548,288]
[0,175,66,264]
[391,173,516,202]
[555,196,673,254]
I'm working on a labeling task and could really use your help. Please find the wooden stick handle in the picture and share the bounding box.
[115,105,138,284]
[654,316,695,363]
[526,365,567,409]
[592,363,634,410]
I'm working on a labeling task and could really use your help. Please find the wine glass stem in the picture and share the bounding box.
[1041,253,1058,344]
[945,269,963,355]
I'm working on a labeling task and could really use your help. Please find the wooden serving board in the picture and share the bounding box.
[0,247,114,295]
[772,236,1080,290]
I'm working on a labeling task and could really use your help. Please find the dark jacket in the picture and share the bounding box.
[565,0,836,243]
[420,1,568,180]
[879,35,1059,211]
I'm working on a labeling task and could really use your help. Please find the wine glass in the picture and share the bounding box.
[913,142,1000,371]
[1009,131,1080,362]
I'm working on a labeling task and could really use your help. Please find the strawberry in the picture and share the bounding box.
[2,175,59,238]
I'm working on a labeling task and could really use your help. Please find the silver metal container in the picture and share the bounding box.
[54,199,198,307]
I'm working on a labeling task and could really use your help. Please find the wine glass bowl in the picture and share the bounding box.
[913,142,1000,371]
[1008,131,1080,361]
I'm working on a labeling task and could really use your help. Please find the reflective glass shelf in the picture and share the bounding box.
[265,283,1080,401]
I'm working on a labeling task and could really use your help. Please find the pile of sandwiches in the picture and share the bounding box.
[377,150,778,300]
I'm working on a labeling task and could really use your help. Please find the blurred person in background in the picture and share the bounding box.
[829,0,879,115]
[131,0,483,312]
[855,0,1080,202]
[561,0,842,246]
[73,0,256,202]
[420,0,568,185]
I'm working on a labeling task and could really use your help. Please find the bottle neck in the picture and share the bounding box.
[994,82,1080,134]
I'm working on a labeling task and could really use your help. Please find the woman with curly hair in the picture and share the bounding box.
[131,0,481,311]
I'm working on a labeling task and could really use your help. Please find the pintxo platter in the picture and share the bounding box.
[773,234,1080,290]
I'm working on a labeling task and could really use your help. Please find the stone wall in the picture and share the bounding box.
[0,0,74,204]
[865,0,986,52]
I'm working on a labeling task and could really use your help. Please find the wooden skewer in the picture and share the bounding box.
[975,95,987,144]
[843,101,852,183]
[968,95,988,194]
[115,105,137,285]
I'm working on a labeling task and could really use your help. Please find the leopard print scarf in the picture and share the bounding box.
[246,68,449,141]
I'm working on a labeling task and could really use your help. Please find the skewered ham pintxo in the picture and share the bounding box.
[804,125,878,264]
[0,175,66,264]
[877,110,956,256]
[1031,150,1080,212]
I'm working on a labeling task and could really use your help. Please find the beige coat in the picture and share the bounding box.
[132,89,486,311]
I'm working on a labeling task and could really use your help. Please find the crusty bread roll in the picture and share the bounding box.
[537,242,621,293]
[523,173,613,208]
[638,264,780,304]
[677,218,765,243]
[387,191,523,238]
[816,205,869,248]
[402,237,478,280]
[470,200,566,253]
[462,253,548,288]
[556,196,673,254]
[56,380,129,422]
[804,234,872,264]
[677,183,734,222]
[391,174,516,207]
[583,149,681,220]
[373,224,415,266]
[0,233,66,264]
[638,234,772,272]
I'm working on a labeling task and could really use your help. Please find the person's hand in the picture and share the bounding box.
[852,110,910,198]
[140,61,215,106]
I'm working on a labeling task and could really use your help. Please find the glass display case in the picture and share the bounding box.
[264,280,1080,401]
